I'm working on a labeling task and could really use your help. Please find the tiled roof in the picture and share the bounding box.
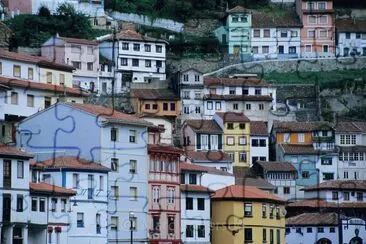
[252,11,302,28]
[0,76,88,96]
[204,94,273,102]
[286,212,338,226]
[273,121,332,132]
[180,67,203,74]
[250,121,268,136]
[148,144,182,155]
[180,162,233,176]
[64,103,151,126]
[336,19,366,33]
[101,30,168,43]
[37,156,110,172]
[303,180,366,191]
[211,185,285,202]
[279,144,318,155]
[185,120,222,134]
[287,199,366,209]
[59,36,98,46]
[131,89,179,101]
[216,112,250,122]
[0,50,74,71]
[334,121,366,133]
[235,177,276,191]
[226,5,251,13]
[185,151,232,162]
[180,184,214,193]
[339,146,366,153]
[29,182,76,196]
[0,145,33,158]
[204,76,269,87]
[255,161,297,172]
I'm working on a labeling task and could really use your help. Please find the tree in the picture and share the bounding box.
[38,6,51,17]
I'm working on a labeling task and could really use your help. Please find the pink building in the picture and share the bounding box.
[148,126,182,244]
[2,0,32,14]
[296,0,335,57]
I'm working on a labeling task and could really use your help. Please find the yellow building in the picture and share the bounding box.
[39,63,74,88]
[212,185,286,244]
[214,112,251,167]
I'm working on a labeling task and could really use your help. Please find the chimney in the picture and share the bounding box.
[122,23,137,31]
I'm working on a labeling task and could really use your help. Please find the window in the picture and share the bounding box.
[42,174,51,184]
[319,30,328,38]
[286,228,291,234]
[183,106,189,114]
[239,123,246,130]
[332,191,338,200]
[153,186,160,203]
[259,139,266,147]
[239,152,247,162]
[239,136,247,145]
[198,225,205,238]
[329,227,335,233]
[244,228,252,242]
[111,158,119,172]
[242,88,249,95]
[262,46,269,53]
[215,102,221,110]
[246,104,251,110]
[318,2,326,9]
[128,160,137,174]
[229,88,236,94]
[40,198,45,212]
[296,227,302,233]
[72,61,81,69]
[189,173,197,184]
[130,187,137,201]
[195,75,200,81]
[186,225,193,238]
[227,136,234,145]
[111,185,119,199]
[195,106,201,114]
[252,46,259,54]
[132,59,139,66]
[17,160,24,178]
[61,198,67,212]
[259,104,264,110]
[254,29,260,38]
[276,206,280,219]
[59,74,65,86]
[186,197,193,210]
[319,15,327,24]
[183,74,188,82]
[44,96,51,108]
[284,187,290,194]
[305,45,312,52]
[244,203,252,217]
[129,130,137,143]
[31,197,38,211]
[11,92,18,105]
[27,68,34,80]
[16,195,23,212]
[152,104,158,110]
[280,31,288,38]
[72,173,80,188]
[309,16,316,24]
[289,46,297,54]
[227,123,234,130]
[323,173,334,180]
[0,62,2,74]
[263,29,270,38]
[77,213,84,227]
[145,60,151,68]
[144,44,151,52]
[344,192,350,201]
[344,171,349,179]
[270,229,274,244]
[111,216,118,230]
[168,187,175,204]
[291,31,298,37]
[167,216,174,234]
[317,227,324,233]
[110,127,118,141]
[51,198,57,212]
[121,58,128,66]
[302,171,309,179]
[357,192,363,201]
[207,101,213,110]
[308,30,315,38]
[197,198,205,210]
[194,92,201,99]
[163,103,168,111]
[262,204,267,218]
[156,45,163,53]
[145,104,151,110]
[306,227,313,233]
[201,135,209,150]
[170,103,176,111]
[122,42,129,50]
[13,65,21,77]
[133,43,140,51]
[298,133,305,143]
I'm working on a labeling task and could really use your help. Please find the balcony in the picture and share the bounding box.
[312,136,334,143]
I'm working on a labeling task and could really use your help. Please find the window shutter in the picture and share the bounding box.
[196,134,201,149]
[208,134,211,150]
[218,134,222,150]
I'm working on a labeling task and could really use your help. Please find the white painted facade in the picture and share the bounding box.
[304,189,366,203]
[0,58,40,81]
[142,116,173,145]
[337,32,366,57]
[201,173,235,191]
[250,136,269,165]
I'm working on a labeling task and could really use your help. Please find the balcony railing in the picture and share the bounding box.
[312,136,334,143]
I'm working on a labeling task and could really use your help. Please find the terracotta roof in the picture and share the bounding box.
[37,156,110,172]
[0,145,33,158]
[303,180,366,191]
[101,30,168,43]
[131,89,179,101]
[211,185,285,202]
[287,199,366,209]
[185,120,222,134]
[185,151,232,162]
[204,94,273,102]
[252,12,302,28]
[339,146,366,153]
[279,144,320,155]
[63,103,151,126]
[180,67,203,74]
[148,144,182,155]
[255,161,297,172]
[226,5,251,13]
[0,76,88,96]
[180,162,233,176]
[336,19,366,33]
[180,184,214,193]
[59,36,98,46]
[286,212,338,226]
[334,121,366,133]
[29,182,76,196]
[273,121,332,132]
[250,121,268,136]
[235,177,276,191]
[0,50,74,72]
[216,112,250,122]
[204,76,269,87]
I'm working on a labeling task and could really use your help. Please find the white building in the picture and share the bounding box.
[251,12,302,60]
[202,76,277,121]
[141,115,173,145]
[336,19,366,57]
[99,29,168,87]
[250,121,269,165]
[335,122,366,180]
[99,56,115,94]
[179,68,204,121]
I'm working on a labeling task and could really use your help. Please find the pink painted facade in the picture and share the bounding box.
[2,0,32,14]
[148,143,181,244]
[296,0,335,56]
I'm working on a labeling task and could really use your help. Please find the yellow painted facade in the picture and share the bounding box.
[136,100,180,117]
[212,200,286,244]
[276,132,312,144]
[39,67,73,87]
[223,121,250,167]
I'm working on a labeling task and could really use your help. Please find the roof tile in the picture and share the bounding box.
[216,112,250,122]
[185,120,222,134]
[255,161,297,172]
[37,156,110,172]
[30,182,76,196]
[0,145,33,158]
[180,184,214,193]
[131,89,179,101]
[286,212,338,226]
[186,151,232,162]
[204,76,269,87]
[250,121,268,136]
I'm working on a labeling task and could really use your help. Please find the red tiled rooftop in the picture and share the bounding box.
[0,76,88,96]
[101,30,168,43]
[216,112,250,122]
[180,184,214,193]
[235,177,275,191]
[250,121,268,136]
[131,89,179,101]
[185,151,232,162]
[334,121,366,133]
[252,11,302,28]
[286,212,338,226]
[185,120,222,134]
[226,5,251,13]
[30,182,76,196]
[37,156,110,172]
[273,121,332,133]
[279,144,335,155]
[59,36,98,46]
[255,161,297,172]
[211,185,285,203]
[180,162,233,176]
[204,76,269,87]
[204,94,273,102]
[287,199,366,209]
[303,180,366,191]
[0,145,33,158]
[336,19,366,33]
[148,144,182,155]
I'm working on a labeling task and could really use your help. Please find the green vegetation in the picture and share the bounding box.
[5,3,110,49]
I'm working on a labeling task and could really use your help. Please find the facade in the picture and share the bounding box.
[334,122,366,180]
[250,121,269,165]
[336,19,366,57]
[142,116,174,145]
[211,185,286,244]
[213,112,251,168]
[99,56,115,94]
[99,29,167,86]
[203,76,277,121]
[296,0,335,57]
[41,35,99,91]
[17,102,151,243]
[251,161,297,200]
[179,68,204,121]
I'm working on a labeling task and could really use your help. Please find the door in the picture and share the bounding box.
[278,46,284,54]
[3,194,11,222]
[3,159,11,188]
